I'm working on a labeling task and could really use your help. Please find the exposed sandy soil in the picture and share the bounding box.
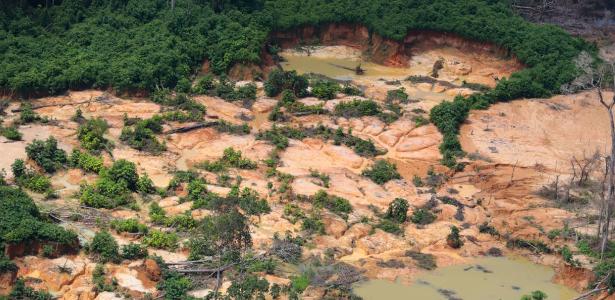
[460,90,614,171]
[0,39,604,299]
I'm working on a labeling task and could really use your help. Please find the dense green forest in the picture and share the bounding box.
[1,0,593,166]
[1,0,590,97]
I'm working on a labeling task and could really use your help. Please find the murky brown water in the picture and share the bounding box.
[280,54,413,80]
[353,256,578,300]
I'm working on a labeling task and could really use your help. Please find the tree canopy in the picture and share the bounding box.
[0,0,591,99]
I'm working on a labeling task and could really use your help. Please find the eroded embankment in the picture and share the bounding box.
[228,23,523,84]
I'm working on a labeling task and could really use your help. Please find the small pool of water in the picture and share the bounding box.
[280,54,413,80]
[353,256,578,300]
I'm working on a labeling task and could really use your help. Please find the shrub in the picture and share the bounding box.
[0,254,17,274]
[120,116,166,154]
[301,215,325,235]
[478,222,499,236]
[149,202,167,224]
[377,219,402,235]
[1,126,22,141]
[80,179,133,209]
[264,69,308,97]
[227,274,270,299]
[188,210,252,261]
[410,208,436,225]
[290,274,310,293]
[175,77,192,93]
[385,198,409,223]
[143,230,179,250]
[25,137,67,173]
[521,290,548,300]
[312,190,352,217]
[447,226,463,249]
[157,271,192,300]
[77,118,110,153]
[386,88,408,103]
[193,74,215,94]
[107,159,139,191]
[92,264,115,292]
[121,243,148,260]
[311,80,340,100]
[560,245,580,267]
[362,160,401,184]
[213,120,251,135]
[69,149,103,173]
[110,218,148,234]
[334,99,381,118]
[89,231,119,263]
[137,173,156,194]
[9,278,53,300]
[19,103,41,124]
[405,250,436,270]
[0,186,77,245]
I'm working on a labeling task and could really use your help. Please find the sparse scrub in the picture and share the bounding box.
[362,160,401,184]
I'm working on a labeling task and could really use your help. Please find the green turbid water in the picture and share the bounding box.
[353,256,578,300]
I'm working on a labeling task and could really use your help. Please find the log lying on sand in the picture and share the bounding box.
[11,94,111,112]
[164,121,220,134]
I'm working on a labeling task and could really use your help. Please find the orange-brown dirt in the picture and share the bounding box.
[0,35,607,298]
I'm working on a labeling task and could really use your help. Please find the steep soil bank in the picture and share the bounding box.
[268,24,522,68]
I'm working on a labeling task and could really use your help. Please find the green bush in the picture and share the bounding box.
[410,208,436,225]
[301,214,325,235]
[77,118,110,153]
[312,190,352,217]
[143,230,179,250]
[0,254,17,274]
[264,70,309,97]
[334,99,381,118]
[19,104,41,124]
[175,77,192,93]
[110,218,148,234]
[385,198,409,223]
[92,264,115,292]
[107,159,139,191]
[520,290,548,300]
[362,160,401,184]
[1,126,22,141]
[25,137,67,173]
[193,74,215,94]
[11,159,53,193]
[213,120,251,135]
[311,80,340,100]
[121,243,148,260]
[386,88,409,103]
[188,210,252,261]
[69,149,103,173]
[137,173,156,194]
[89,231,120,263]
[227,274,270,299]
[157,271,192,300]
[9,278,53,300]
[377,219,402,235]
[447,226,463,249]
[120,116,166,154]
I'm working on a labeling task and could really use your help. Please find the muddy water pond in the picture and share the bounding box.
[353,256,578,300]
[280,53,413,80]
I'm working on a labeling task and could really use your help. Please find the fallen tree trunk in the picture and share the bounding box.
[164,121,220,134]
[172,263,235,274]
[11,95,110,112]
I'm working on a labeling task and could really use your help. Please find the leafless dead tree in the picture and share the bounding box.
[596,62,615,258]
